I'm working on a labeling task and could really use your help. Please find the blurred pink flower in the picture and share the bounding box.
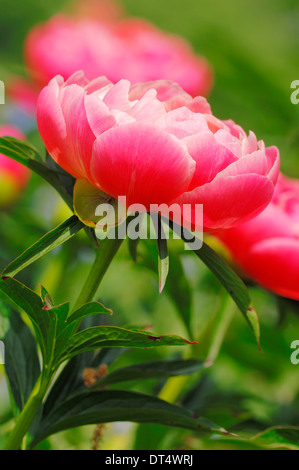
[0,125,30,207]
[71,0,124,22]
[7,78,40,115]
[10,13,213,112]
[36,72,279,231]
[217,174,299,300]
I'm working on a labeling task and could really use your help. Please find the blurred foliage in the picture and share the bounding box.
[0,0,298,451]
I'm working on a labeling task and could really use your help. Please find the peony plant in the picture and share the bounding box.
[0,75,281,451]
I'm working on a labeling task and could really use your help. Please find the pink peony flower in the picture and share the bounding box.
[23,15,212,99]
[217,174,299,300]
[0,125,30,207]
[36,72,279,231]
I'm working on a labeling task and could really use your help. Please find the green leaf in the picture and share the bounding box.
[67,301,112,325]
[0,136,43,162]
[128,237,139,262]
[151,215,169,293]
[250,426,299,450]
[32,390,229,447]
[43,354,94,417]
[2,216,84,278]
[0,137,73,209]
[168,220,260,347]
[0,278,70,366]
[4,310,41,410]
[157,237,169,294]
[195,242,260,347]
[133,423,169,451]
[209,426,299,451]
[59,326,197,363]
[44,347,125,416]
[0,277,53,361]
[93,358,206,387]
[0,301,10,339]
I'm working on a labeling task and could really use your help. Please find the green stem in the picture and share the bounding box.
[72,236,124,312]
[3,236,124,450]
[205,293,235,364]
[3,374,51,450]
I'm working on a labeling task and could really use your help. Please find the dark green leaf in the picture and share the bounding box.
[133,423,168,451]
[93,359,206,387]
[32,390,228,447]
[0,277,53,361]
[0,278,71,366]
[2,216,84,278]
[0,137,73,208]
[128,238,139,262]
[168,220,260,347]
[44,347,125,417]
[4,310,40,410]
[195,242,260,347]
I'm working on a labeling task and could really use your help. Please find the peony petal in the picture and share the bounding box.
[241,131,258,154]
[217,203,296,262]
[214,129,243,158]
[103,79,132,112]
[265,145,280,185]
[242,238,299,300]
[91,122,195,208]
[216,150,268,179]
[183,132,239,190]
[130,89,166,122]
[174,173,275,231]
[156,107,209,139]
[84,93,116,137]
[37,77,85,178]
[84,76,113,94]
[64,70,90,87]
[129,80,211,113]
[62,88,99,179]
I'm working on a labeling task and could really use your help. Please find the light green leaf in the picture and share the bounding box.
[67,301,113,325]
[59,326,197,363]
